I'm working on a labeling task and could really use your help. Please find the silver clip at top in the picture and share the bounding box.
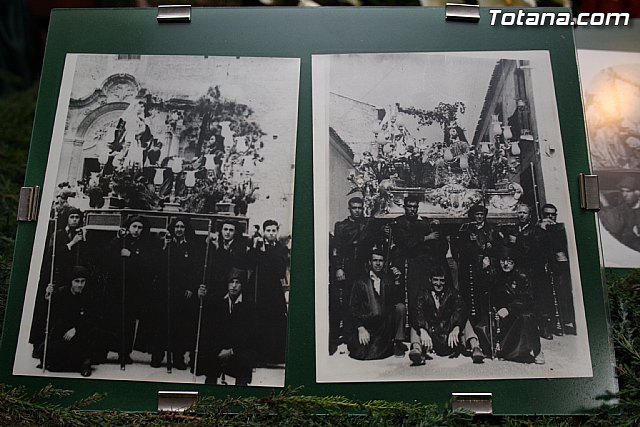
[157,5,191,23]
[445,3,480,23]
[451,392,492,415]
[579,174,600,211]
[158,391,198,412]
[17,186,40,222]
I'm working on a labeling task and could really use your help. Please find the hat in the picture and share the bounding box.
[227,267,247,285]
[467,204,488,219]
[617,175,640,191]
[125,215,148,228]
[494,245,521,262]
[69,265,89,280]
[369,245,386,259]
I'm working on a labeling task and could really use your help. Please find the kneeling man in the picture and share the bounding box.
[198,268,257,385]
[409,266,484,365]
[41,265,95,377]
[348,249,407,360]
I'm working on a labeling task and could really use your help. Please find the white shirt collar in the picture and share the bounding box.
[224,293,243,313]
[369,270,381,295]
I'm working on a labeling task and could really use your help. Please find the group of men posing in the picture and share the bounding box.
[29,208,289,385]
[330,196,576,366]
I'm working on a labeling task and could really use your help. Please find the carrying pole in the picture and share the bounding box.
[41,211,59,373]
[120,217,127,370]
[166,236,173,374]
[193,219,212,381]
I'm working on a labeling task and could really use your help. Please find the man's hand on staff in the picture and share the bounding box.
[163,230,172,249]
[69,229,84,247]
[63,328,76,341]
[198,284,207,298]
[218,348,233,360]
[206,232,220,249]
[357,326,370,346]
[45,283,55,300]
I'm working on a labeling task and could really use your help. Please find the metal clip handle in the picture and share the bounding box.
[579,173,600,211]
[17,186,40,222]
[158,391,198,412]
[452,392,492,415]
[157,5,191,23]
[445,3,480,23]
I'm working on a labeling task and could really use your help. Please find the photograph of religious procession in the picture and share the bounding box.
[313,51,592,382]
[578,49,640,268]
[14,54,300,387]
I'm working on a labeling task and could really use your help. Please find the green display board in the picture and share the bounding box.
[1,7,617,415]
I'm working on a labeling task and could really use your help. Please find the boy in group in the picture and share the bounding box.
[409,266,485,365]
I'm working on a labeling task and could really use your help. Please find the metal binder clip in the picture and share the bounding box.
[445,3,480,23]
[17,186,40,222]
[157,5,191,23]
[579,173,600,211]
[158,391,198,412]
[451,393,492,415]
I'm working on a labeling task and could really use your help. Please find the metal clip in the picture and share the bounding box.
[157,5,191,23]
[17,186,40,222]
[579,173,600,211]
[158,391,198,412]
[445,3,480,23]
[451,393,492,415]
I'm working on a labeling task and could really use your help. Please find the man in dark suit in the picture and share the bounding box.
[389,195,449,326]
[30,207,88,359]
[347,249,406,360]
[499,203,554,340]
[331,196,375,353]
[538,203,575,335]
[205,220,249,298]
[41,265,96,377]
[409,266,484,365]
[197,268,257,386]
[249,219,289,365]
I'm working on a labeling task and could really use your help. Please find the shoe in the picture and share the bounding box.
[172,353,187,370]
[471,346,485,364]
[534,351,545,365]
[80,361,92,377]
[394,341,407,358]
[540,331,553,340]
[236,377,251,386]
[173,360,187,371]
[409,344,424,366]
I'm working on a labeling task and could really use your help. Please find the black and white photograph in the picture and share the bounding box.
[14,54,300,387]
[313,51,592,382]
[578,50,640,268]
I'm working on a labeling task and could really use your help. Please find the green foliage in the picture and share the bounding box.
[399,102,466,132]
